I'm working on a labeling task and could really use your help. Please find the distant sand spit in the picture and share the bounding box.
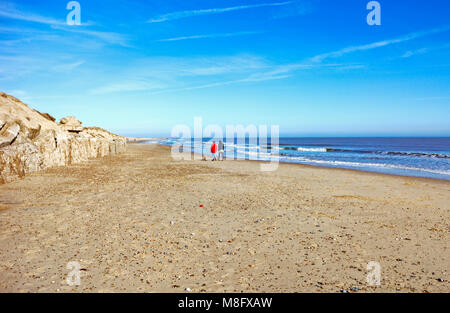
[127,137,169,143]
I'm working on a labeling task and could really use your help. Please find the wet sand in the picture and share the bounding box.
[0,144,448,292]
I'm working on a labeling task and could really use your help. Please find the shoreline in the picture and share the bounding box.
[140,142,450,184]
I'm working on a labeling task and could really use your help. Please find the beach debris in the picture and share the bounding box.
[340,289,349,293]
[437,278,444,282]
[351,287,360,291]
[200,204,204,207]
[185,287,192,292]
[170,221,174,225]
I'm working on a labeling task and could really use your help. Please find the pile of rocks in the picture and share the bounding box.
[0,92,127,184]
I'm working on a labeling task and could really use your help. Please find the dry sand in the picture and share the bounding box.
[0,144,448,293]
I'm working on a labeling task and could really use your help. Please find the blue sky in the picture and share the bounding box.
[0,0,449,137]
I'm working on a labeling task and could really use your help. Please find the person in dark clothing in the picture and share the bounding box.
[218,140,224,161]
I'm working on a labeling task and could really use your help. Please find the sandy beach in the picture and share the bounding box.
[0,143,448,293]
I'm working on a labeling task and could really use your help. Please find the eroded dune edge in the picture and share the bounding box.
[0,92,127,184]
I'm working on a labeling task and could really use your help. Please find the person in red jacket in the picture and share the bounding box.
[210,141,217,161]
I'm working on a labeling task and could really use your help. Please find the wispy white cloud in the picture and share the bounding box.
[153,64,361,96]
[0,26,128,51]
[96,56,365,96]
[51,60,85,72]
[127,55,269,78]
[402,48,429,58]
[0,26,46,34]
[149,74,290,95]
[271,0,313,20]
[89,80,166,95]
[310,26,450,63]
[0,34,64,47]
[157,31,262,42]
[0,3,123,49]
[86,55,279,95]
[150,61,367,95]
[0,26,62,47]
[146,26,446,94]
[0,2,94,26]
[402,43,450,58]
[0,2,65,25]
[148,1,294,23]
[0,53,44,79]
[51,25,130,47]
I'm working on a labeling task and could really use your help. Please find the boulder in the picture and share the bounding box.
[59,116,83,133]
[0,122,20,148]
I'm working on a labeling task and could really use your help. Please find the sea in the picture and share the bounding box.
[143,137,450,180]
